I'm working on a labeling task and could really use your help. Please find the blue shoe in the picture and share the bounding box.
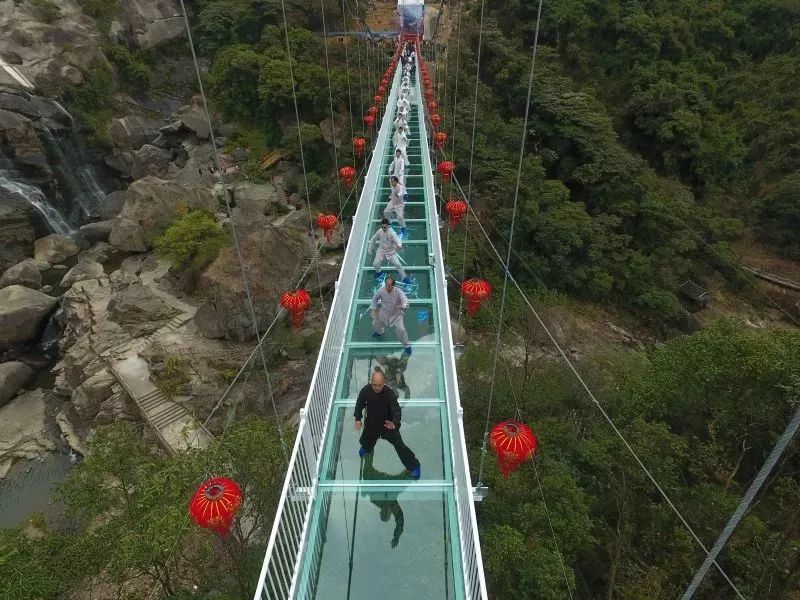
[403,193,409,202]
[410,465,421,480]
[401,276,413,285]
[372,331,383,338]
[400,227,408,237]
[403,346,412,356]
[359,447,369,458]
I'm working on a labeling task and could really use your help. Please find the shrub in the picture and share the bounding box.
[105,44,152,91]
[66,67,118,148]
[154,356,190,397]
[153,209,230,270]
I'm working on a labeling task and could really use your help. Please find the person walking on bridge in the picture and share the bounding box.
[369,276,413,355]
[355,370,421,479]
[393,125,408,155]
[388,148,406,185]
[384,175,407,237]
[369,217,409,282]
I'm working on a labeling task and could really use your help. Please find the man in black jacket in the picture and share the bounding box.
[354,370,421,479]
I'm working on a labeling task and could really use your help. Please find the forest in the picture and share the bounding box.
[2,0,800,598]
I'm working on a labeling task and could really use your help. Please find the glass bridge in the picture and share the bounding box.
[254,54,487,600]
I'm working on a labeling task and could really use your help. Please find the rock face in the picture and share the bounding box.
[114,0,185,49]
[100,190,128,219]
[34,234,79,263]
[109,176,215,252]
[0,108,47,168]
[0,193,36,272]
[0,389,56,478]
[197,226,305,340]
[60,259,104,288]
[0,361,34,407]
[0,2,103,91]
[0,285,58,350]
[130,144,173,179]
[0,259,42,289]
[229,181,281,232]
[108,283,180,335]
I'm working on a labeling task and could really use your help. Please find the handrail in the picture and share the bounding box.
[253,62,402,600]
[416,64,489,600]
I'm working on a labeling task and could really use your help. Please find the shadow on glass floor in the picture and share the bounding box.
[358,268,432,300]
[322,403,446,481]
[349,301,437,344]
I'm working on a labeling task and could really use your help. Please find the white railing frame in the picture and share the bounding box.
[416,68,489,599]
[254,65,402,600]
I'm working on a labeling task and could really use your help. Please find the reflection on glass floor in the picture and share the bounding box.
[336,345,442,399]
[361,242,431,267]
[358,268,432,300]
[321,403,447,481]
[296,487,460,600]
[372,201,427,219]
[350,300,437,344]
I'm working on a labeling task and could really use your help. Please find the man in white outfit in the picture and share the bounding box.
[369,218,410,282]
[393,125,408,154]
[371,276,412,355]
[397,95,410,113]
[394,111,409,133]
[384,176,407,237]
[388,148,406,185]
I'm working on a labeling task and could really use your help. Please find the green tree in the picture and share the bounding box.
[153,209,230,270]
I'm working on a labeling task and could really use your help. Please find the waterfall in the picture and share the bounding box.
[0,157,74,235]
[40,306,62,359]
[38,122,106,219]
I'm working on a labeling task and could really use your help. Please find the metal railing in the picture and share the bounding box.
[253,67,402,600]
[417,69,489,600]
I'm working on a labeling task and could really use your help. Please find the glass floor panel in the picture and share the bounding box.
[373,202,427,219]
[362,242,431,268]
[369,220,429,239]
[296,489,461,600]
[336,345,442,400]
[350,300,438,344]
[321,403,447,481]
[357,268,432,300]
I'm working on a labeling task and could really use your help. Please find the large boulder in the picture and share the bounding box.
[0,285,58,350]
[0,361,34,407]
[108,283,179,335]
[100,190,128,219]
[130,144,173,179]
[0,259,42,289]
[34,233,79,263]
[108,115,159,152]
[197,226,304,341]
[229,181,281,232]
[109,176,215,252]
[79,219,115,242]
[60,259,104,288]
[70,368,116,421]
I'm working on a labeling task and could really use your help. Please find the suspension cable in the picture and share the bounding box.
[450,172,746,598]
[342,0,355,142]
[320,0,344,217]
[278,0,326,313]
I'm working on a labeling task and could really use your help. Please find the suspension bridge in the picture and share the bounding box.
[253,38,486,600]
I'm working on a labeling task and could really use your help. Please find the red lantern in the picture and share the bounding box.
[316,213,338,243]
[374,95,383,105]
[431,114,442,130]
[189,477,243,536]
[445,199,467,229]
[280,288,311,329]
[368,106,378,117]
[381,77,389,87]
[378,85,387,96]
[461,277,491,315]
[338,165,356,188]
[423,77,431,86]
[434,131,448,150]
[353,137,366,158]
[489,421,538,478]
[428,100,438,111]
[364,114,375,131]
[424,90,434,101]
